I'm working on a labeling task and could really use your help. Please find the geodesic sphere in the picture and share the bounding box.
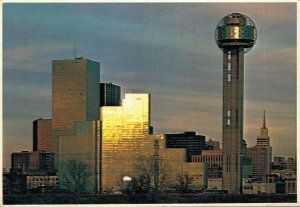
[215,13,257,53]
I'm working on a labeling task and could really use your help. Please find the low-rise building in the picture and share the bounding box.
[282,173,296,194]
[191,150,222,178]
[11,151,55,173]
[27,175,58,189]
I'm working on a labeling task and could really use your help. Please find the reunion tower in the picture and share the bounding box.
[215,13,257,194]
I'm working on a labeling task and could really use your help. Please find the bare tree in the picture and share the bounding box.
[65,160,91,194]
[129,156,171,193]
[173,172,195,193]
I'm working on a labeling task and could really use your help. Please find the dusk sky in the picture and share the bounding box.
[3,3,296,169]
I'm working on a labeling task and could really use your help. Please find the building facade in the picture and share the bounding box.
[33,118,52,152]
[191,150,222,178]
[165,132,206,162]
[247,111,272,181]
[58,121,100,193]
[100,93,207,193]
[100,82,121,107]
[27,175,58,190]
[11,151,55,173]
[52,58,100,166]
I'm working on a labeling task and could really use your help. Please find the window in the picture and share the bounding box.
[228,73,231,81]
[226,155,231,172]
[227,118,231,126]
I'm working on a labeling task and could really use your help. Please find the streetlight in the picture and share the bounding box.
[123,176,132,195]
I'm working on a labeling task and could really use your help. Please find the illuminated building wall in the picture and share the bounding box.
[100,93,207,192]
[52,58,100,168]
[58,121,100,193]
[33,118,52,152]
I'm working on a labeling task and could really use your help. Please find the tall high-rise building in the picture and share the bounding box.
[256,111,270,147]
[52,57,100,157]
[247,111,272,181]
[33,118,52,152]
[100,82,121,107]
[215,13,257,194]
[100,93,207,192]
[52,57,100,193]
[165,132,206,161]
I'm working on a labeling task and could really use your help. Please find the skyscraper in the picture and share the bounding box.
[247,111,272,181]
[100,82,121,107]
[33,118,52,152]
[256,111,270,147]
[100,93,207,192]
[52,57,100,162]
[215,13,257,194]
[52,57,100,193]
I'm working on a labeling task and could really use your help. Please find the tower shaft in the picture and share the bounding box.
[222,49,244,194]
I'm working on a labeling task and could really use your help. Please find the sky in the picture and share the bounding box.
[3,3,297,170]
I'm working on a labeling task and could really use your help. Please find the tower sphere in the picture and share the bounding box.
[215,13,257,53]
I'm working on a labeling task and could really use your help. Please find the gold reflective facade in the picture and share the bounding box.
[100,93,207,192]
[100,93,150,192]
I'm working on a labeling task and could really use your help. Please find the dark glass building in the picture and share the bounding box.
[100,82,121,107]
[165,132,206,162]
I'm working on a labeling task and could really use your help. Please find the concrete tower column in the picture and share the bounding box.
[222,49,244,194]
[215,13,257,194]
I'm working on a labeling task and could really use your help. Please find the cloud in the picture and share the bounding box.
[4,43,73,72]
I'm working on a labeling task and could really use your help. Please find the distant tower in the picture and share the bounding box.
[215,13,257,194]
[246,111,272,181]
[256,110,270,147]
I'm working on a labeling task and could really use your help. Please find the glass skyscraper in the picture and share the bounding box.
[100,93,207,192]
[52,58,100,193]
[100,82,121,107]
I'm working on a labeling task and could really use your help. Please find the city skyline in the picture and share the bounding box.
[3,3,296,170]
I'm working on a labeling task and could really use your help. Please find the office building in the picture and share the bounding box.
[11,151,55,173]
[286,157,296,172]
[52,57,100,193]
[165,132,206,161]
[256,111,270,147]
[27,175,58,190]
[247,111,272,181]
[282,173,296,194]
[58,121,100,193]
[52,58,100,160]
[100,82,121,107]
[192,150,222,178]
[215,13,257,193]
[100,93,207,192]
[33,118,52,152]
[273,156,286,170]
